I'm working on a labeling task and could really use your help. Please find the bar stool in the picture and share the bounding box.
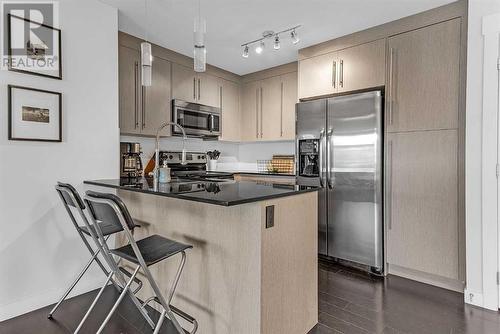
[51,183,146,333]
[84,190,198,334]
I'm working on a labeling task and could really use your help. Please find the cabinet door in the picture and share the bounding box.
[298,51,337,99]
[386,130,458,279]
[119,46,141,135]
[197,72,220,107]
[337,39,386,93]
[142,57,171,136]
[241,81,260,141]
[219,79,240,141]
[387,19,460,132]
[281,72,298,140]
[261,76,282,141]
[172,63,196,103]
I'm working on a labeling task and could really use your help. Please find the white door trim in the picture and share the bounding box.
[481,12,500,311]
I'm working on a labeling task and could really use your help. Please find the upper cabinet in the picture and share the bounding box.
[240,71,298,142]
[337,39,385,93]
[298,39,385,99]
[119,45,171,136]
[171,63,220,107]
[386,19,460,133]
[298,52,337,99]
[219,79,240,142]
[281,71,298,140]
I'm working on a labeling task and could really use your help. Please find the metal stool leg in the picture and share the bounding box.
[74,271,114,334]
[96,265,141,334]
[48,247,101,319]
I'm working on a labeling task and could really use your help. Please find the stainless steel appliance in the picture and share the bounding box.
[120,142,143,178]
[172,99,221,138]
[296,90,383,273]
[145,151,234,182]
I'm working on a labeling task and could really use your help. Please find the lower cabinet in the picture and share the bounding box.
[386,130,459,281]
[233,174,296,185]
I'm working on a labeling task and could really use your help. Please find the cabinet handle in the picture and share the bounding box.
[198,78,201,100]
[388,47,395,125]
[387,139,393,230]
[256,89,259,138]
[134,61,139,129]
[339,59,344,88]
[260,87,263,138]
[332,60,336,88]
[219,86,223,109]
[193,77,196,100]
[280,82,284,137]
[142,86,146,129]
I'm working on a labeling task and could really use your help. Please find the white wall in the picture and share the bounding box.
[465,0,500,308]
[0,0,119,320]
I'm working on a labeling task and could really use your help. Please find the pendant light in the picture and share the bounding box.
[193,0,206,72]
[141,0,152,86]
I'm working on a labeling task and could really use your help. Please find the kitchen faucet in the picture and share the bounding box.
[154,122,187,187]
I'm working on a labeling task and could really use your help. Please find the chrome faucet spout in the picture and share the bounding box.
[154,122,188,187]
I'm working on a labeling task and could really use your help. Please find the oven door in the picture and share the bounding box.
[173,106,220,136]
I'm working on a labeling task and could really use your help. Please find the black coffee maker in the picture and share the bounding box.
[120,142,143,178]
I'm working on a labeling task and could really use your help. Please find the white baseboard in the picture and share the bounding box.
[0,277,105,322]
[463,289,484,308]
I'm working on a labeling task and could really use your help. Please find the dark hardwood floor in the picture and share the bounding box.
[1,260,500,333]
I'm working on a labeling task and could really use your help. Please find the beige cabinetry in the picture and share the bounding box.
[298,39,385,99]
[241,80,260,141]
[386,130,459,280]
[119,45,172,136]
[233,174,296,185]
[240,70,298,142]
[298,52,337,99]
[337,39,385,93]
[386,19,460,132]
[172,63,220,107]
[219,78,240,141]
[280,71,298,140]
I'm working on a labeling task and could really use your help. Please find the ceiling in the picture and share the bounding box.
[101,0,455,75]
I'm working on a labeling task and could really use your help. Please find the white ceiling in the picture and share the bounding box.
[101,0,455,75]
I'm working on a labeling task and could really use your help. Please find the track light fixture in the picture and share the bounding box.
[291,29,300,44]
[274,35,280,50]
[242,45,249,58]
[241,25,301,58]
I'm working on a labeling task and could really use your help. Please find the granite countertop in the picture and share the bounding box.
[84,178,319,206]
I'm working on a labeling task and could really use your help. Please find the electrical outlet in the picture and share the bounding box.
[266,205,275,228]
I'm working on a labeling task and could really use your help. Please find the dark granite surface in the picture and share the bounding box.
[84,178,319,206]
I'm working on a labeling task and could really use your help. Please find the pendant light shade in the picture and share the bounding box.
[141,41,152,86]
[194,16,206,72]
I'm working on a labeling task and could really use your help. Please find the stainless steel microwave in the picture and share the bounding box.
[172,99,221,138]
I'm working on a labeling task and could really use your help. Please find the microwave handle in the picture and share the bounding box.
[209,114,215,132]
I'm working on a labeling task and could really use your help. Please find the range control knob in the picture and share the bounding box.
[168,155,173,160]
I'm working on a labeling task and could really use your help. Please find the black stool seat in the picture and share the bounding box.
[79,221,123,237]
[111,235,192,266]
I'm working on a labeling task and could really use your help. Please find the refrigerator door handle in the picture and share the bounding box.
[326,128,334,189]
[319,129,326,187]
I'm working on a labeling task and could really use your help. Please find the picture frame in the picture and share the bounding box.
[7,13,62,80]
[8,85,62,142]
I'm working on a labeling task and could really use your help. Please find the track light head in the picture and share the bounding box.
[291,29,300,44]
[242,45,249,58]
[255,40,265,54]
[274,35,280,50]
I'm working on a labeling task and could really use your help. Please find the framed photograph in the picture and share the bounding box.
[8,85,62,142]
[7,14,62,80]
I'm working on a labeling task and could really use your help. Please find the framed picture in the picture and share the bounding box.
[7,14,62,80]
[8,85,62,142]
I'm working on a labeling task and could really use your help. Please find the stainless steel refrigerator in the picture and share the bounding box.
[296,90,383,273]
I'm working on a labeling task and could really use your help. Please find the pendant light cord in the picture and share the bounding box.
[144,0,148,42]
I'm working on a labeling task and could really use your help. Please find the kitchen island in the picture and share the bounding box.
[84,178,319,334]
